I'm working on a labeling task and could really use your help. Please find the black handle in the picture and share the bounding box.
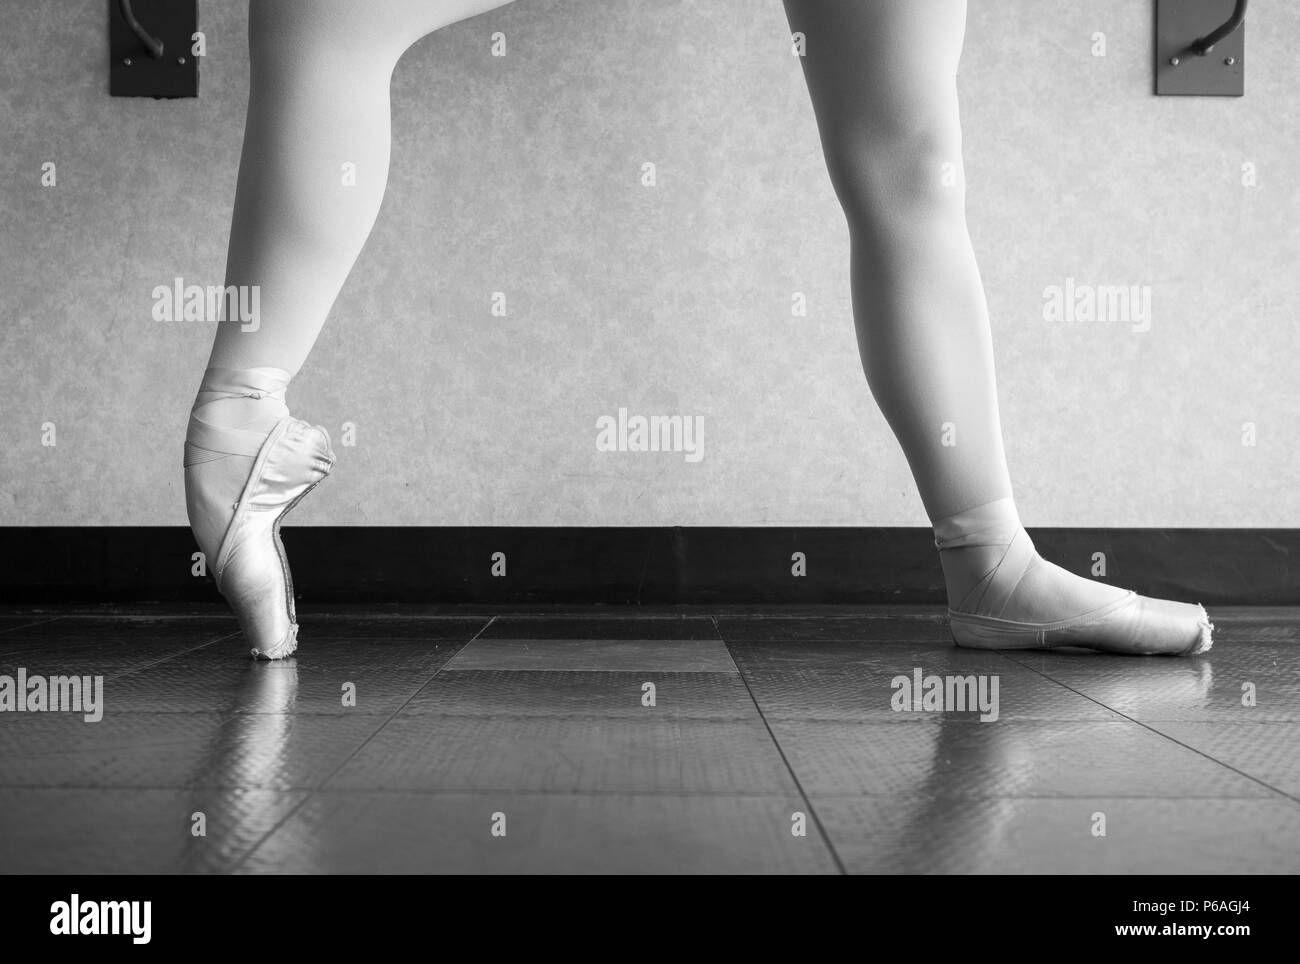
[1192,0,1247,55]
[118,0,165,59]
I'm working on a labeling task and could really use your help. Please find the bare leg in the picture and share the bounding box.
[784,0,1211,654]
[186,0,516,657]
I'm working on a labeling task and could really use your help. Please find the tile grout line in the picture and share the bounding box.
[0,632,243,678]
[227,615,499,873]
[1001,651,1300,808]
[711,615,848,876]
[102,632,245,680]
[0,616,67,635]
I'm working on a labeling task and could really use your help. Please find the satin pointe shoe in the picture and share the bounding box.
[941,524,1213,656]
[187,413,335,659]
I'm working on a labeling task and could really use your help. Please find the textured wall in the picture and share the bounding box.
[1,0,1296,527]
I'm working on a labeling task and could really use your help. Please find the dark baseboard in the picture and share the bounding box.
[0,526,1294,606]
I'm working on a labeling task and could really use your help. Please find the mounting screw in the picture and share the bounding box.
[177,56,186,65]
[1224,56,1236,66]
[1169,56,1181,67]
[123,57,133,66]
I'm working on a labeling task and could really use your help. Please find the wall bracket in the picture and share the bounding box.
[1155,0,1245,96]
[109,0,198,98]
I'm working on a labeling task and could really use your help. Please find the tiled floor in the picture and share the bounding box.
[0,606,1297,874]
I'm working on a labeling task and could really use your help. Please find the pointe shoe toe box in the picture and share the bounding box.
[1107,595,1214,656]
[1051,594,1213,655]
[251,623,299,661]
[215,418,334,659]
[252,420,335,505]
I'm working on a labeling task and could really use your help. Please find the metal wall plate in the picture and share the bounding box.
[1156,0,1245,96]
[109,0,198,98]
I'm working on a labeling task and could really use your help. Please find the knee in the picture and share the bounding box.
[251,0,517,64]
[249,1,404,70]
[820,119,964,234]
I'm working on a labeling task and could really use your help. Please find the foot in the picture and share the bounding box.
[936,498,1213,655]
[184,369,334,660]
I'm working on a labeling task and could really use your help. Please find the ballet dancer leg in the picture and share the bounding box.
[186,0,517,658]
[782,0,1211,655]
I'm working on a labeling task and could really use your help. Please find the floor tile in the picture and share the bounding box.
[727,637,1011,673]
[0,711,385,789]
[240,790,836,874]
[105,638,466,714]
[815,795,1300,873]
[1147,722,1300,797]
[717,612,951,643]
[404,670,757,720]
[0,616,239,650]
[0,640,225,681]
[0,615,63,634]
[327,716,797,794]
[0,712,233,788]
[1008,651,1300,722]
[184,713,392,790]
[740,666,1122,722]
[295,614,491,640]
[768,720,1273,798]
[478,617,720,640]
[445,636,735,672]
[0,787,305,873]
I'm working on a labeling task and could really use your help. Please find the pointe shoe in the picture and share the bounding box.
[948,593,1214,656]
[941,506,1211,657]
[936,497,1214,656]
[201,417,335,660]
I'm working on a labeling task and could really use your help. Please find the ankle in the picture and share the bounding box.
[193,366,291,421]
[932,496,1021,549]
[933,497,1034,613]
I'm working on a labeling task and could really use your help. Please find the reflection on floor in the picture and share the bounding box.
[1,606,1297,874]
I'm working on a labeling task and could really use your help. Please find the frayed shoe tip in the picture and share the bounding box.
[1187,605,1214,656]
[250,623,299,661]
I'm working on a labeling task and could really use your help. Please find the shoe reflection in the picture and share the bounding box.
[877,654,1214,873]
[180,658,301,872]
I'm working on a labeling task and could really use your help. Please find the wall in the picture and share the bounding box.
[1,0,1296,528]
